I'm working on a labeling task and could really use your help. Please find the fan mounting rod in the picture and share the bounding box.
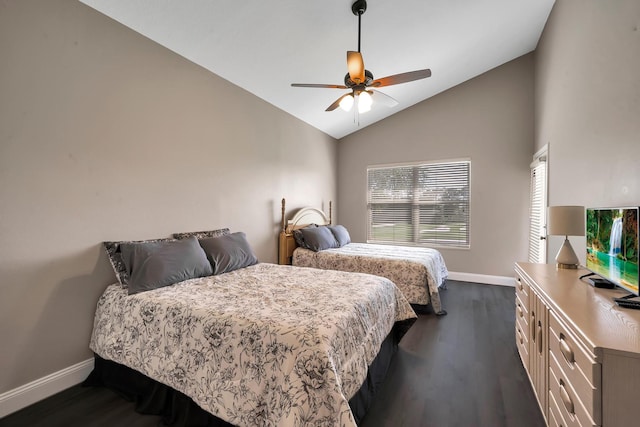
[351,0,367,52]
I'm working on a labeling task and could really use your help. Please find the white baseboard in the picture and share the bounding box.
[447,271,514,287]
[0,358,94,418]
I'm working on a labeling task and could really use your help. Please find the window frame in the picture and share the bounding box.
[366,158,471,249]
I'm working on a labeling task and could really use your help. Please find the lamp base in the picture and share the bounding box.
[556,262,579,269]
[555,236,580,270]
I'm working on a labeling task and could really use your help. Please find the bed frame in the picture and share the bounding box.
[278,198,331,265]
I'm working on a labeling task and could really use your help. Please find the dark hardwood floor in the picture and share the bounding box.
[0,281,544,427]
[360,281,544,427]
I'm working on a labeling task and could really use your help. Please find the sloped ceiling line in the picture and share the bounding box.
[80,0,555,139]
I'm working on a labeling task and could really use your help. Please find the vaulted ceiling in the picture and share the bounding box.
[80,0,555,139]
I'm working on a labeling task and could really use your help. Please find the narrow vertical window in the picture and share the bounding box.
[528,148,548,263]
[367,159,470,248]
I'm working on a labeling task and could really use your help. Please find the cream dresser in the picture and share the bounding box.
[515,262,640,427]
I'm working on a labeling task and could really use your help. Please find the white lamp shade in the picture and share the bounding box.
[548,206,585,236]
[358,91,372,113]
[339,94,354,112]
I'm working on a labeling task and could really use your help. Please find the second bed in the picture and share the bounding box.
[279,199,448,315]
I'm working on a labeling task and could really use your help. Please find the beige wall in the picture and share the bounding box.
[535,0,640,262]
[337,55,535,278]
[0,0,336,393]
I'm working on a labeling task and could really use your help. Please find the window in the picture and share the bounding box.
[367,159,470,248]
[528,147,548,263]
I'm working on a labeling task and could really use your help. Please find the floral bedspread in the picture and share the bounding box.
[90,263,416,427]
[293,243,448,313]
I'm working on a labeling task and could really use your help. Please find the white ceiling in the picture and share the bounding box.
[80,0,555,139]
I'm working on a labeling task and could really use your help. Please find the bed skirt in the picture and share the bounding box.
[83,319,415,426]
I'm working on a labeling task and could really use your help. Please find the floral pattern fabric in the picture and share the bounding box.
[292,243,448,314]
[90,263,416,427]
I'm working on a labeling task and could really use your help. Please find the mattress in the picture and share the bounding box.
[89,262,416,427]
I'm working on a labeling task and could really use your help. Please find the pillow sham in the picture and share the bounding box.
[173,228,230,240]
[292,224,317,247]
[103,237,171,287]
[120,236,213,295]
[298,226,339,252]
[199,232,258,275]
[328,225,351,247]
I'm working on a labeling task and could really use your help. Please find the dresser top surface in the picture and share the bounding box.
[516,262,640,358]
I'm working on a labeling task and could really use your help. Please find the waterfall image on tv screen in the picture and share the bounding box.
[586,207,639,295]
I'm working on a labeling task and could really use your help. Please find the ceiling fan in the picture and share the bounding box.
[291,0,431,114]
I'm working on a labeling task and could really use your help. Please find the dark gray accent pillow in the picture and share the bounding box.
[199,232,258,275]
[298,226,339,252]
[173,228,230,240]
[120,237,213,295]
[292,224,318,247]
[103,237,171,287]
[328,225,351,247]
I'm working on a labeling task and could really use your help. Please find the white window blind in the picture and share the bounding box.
[528,157,547,263]
[367,160,470,248]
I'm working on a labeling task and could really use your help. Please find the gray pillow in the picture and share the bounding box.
[292,224,317,247]
[298,226,339,252]
[103,237,171,287]
[328,225,351,247]
[199,232,258,275]
[120,237,213,295]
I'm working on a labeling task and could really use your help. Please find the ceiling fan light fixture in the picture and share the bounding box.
[290,0,431,117]
[357,91,372,113]
[339,93,354,111]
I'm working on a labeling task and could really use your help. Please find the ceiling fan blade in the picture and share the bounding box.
[347,51,365,84]
[370,69,432,88]
[291,83,349,89]
[326,93,353,112]
[371,89,399,107]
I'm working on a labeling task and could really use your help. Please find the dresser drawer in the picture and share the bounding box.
[516,292,529,328]
[516,321,529,372]
[548,312,601,424]
[515,274,529,307]
[548,388,568,427]
[515,288,530,372]
[515,305,529,341]
[515,291,529,339]
[549,351,597,427]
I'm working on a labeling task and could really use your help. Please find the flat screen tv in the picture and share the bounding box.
[585,207,639,296]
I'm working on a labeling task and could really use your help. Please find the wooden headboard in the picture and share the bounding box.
[278,198,331,265]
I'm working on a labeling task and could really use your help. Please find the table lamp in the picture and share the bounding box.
[547,205,585,269]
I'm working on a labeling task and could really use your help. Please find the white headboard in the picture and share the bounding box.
[287,207,329,231]
[280,198,332,233]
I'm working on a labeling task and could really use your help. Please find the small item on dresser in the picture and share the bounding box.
[579,272,616,289]
[587,277,616,289]
[613,294,640,310]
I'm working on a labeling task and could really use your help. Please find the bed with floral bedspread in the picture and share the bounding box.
[293,243,448,315]
[90,262,416,427]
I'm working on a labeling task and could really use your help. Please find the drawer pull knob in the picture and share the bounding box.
[517,278,523,291]
[559,379,574,415]
[559,334,575,364]
[517,303,523,318]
